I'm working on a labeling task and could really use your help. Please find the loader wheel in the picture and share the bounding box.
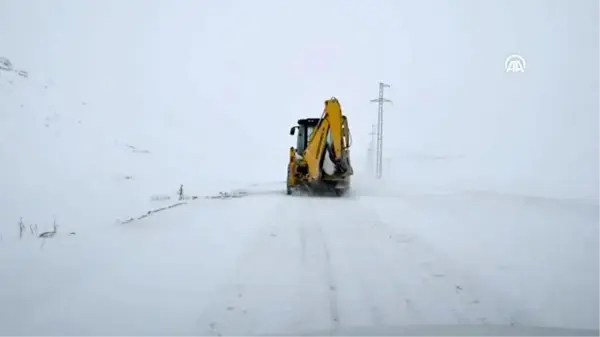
[286,165,293,195]
[335,187,348,197]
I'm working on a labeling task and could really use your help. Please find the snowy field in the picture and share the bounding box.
[1,0,598,335]
[0,176,597,335]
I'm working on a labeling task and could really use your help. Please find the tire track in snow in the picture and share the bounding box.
[314,196,508,327]
[307,198,341,333]
[312,197,418,326]
[353,197,518,326]
[196,196,337,335]
[196,192,515,335]
[286,197,344,335]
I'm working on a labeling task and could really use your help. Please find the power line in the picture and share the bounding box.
[370,82,392,179]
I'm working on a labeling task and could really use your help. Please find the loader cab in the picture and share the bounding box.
[290,118,320,154]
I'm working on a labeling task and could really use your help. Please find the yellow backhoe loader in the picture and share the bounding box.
[287,97,354,196]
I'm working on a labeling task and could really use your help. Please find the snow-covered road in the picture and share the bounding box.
[197,195,516,335]
[1,186,597,335]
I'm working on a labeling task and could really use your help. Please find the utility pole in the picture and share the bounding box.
[370,82,392,179]
[366,124,377,175]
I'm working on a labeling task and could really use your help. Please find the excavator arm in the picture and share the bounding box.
[303,97,352,181]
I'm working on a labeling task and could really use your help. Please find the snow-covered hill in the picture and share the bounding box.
[0,59,278,233]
